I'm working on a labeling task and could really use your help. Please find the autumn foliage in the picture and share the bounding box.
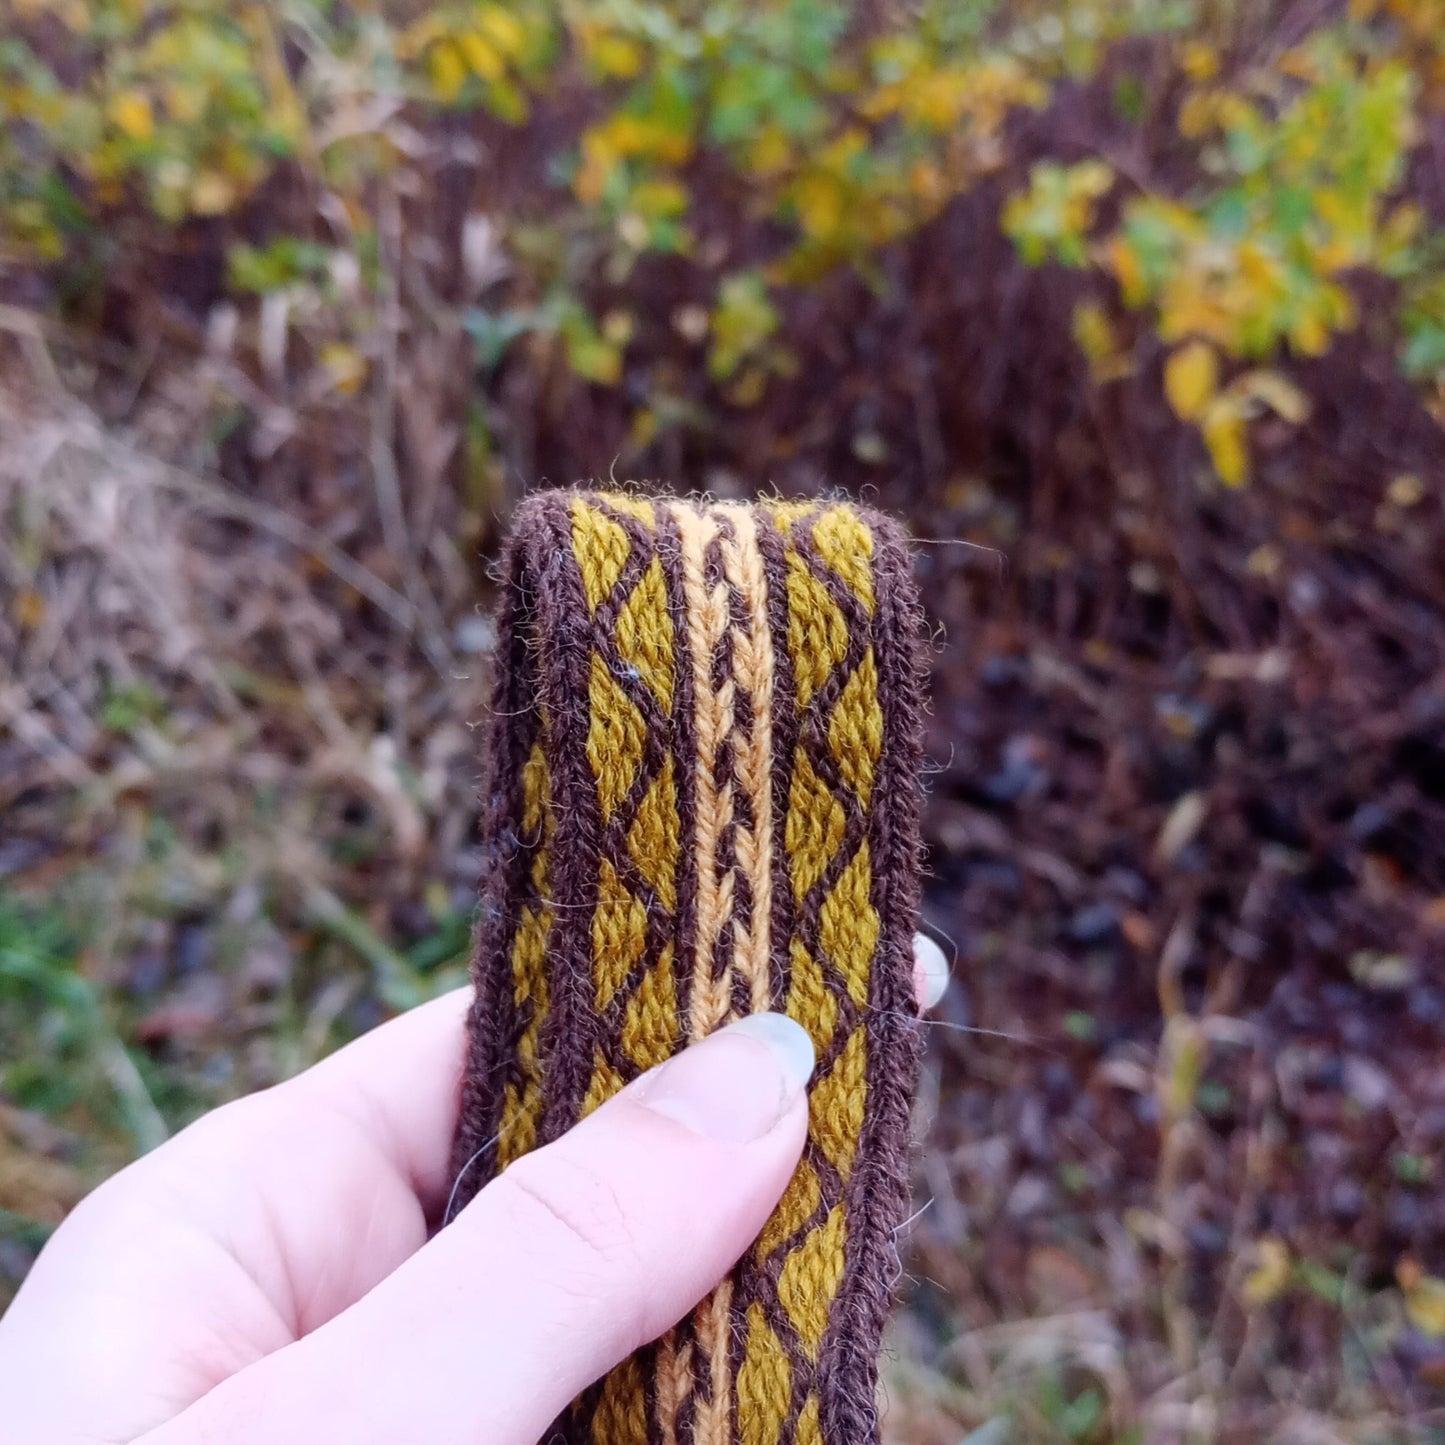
[2,0,1442,490]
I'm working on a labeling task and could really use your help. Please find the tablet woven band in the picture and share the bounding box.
[452,490,924,1445]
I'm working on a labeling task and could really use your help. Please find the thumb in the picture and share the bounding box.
[139,1013,815,1445]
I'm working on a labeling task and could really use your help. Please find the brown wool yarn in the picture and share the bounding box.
[450,490,925,1445]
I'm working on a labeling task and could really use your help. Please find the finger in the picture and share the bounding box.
[271,983,474,1212]
[913,931,950,1010]
[138,1013,815,1445]
[142,983,474,1313]
[125,983,471,1225]
[0,985,474,1442]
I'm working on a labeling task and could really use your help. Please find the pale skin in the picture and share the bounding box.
[0,935,949,1445]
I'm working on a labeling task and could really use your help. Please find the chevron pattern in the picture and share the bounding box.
[730,502,884,1445]
[571,496,683,1115]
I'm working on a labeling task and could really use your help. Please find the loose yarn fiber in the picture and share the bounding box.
[451,490,926,1445]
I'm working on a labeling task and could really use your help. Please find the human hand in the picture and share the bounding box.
[0,935,949,1445]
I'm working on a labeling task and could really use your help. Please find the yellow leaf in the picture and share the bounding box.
[1072,301,1115,365]
[709,272,779,381]
[748,126,792,177]
[429,41,468,103]
[319,343,369,396]
[793,172,844,240]
[1067,159,1115,200]
[627,405,660,450]
[574,130,616,205]
[899,70,957,129]
[108,89,154,141]
[1164,340,1218,422]
[1238,242,1286,300]
[564,329,623,385]
[1233,370,1310,424]
[1180,42,1220,81]
[477,6,528,59]
[894,163,933,214]
[1202,396,1248,487]
[726,366,768,407]
[1382,201,1424,259]
[11,587,45,630]
[1178,90,1219,139]
[1405,1275,1445,1337]
[1072,300,1132,382]
[190,170,238,215]
[459,33,504,81]
[1243,1237,1292,1307]
[629,180,687,219]
[164,79,205,125]
[586,32,645,80]
[1161,1017,1204,1112]
[1290,310,1330,357]
[1107,237,1147,307]
[600,113,692,165]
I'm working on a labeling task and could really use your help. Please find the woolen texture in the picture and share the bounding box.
[451,490,926,1445]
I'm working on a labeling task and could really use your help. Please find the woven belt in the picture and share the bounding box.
[451,490,924,1445]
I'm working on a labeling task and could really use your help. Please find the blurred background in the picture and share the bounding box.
[2,0,1445,1437]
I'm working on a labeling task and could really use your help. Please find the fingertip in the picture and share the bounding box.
[913,932,950,1011]
[719,1012,816,1093]
[628,1011,814,1145]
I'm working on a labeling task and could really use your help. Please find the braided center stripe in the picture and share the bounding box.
[452,490,925,1445]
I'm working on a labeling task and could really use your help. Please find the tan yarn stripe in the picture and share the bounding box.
[691,505,772,1445]
[716,503,776,1015]
[664,504,739,1445]
[694,1275,734,1445]
[655,1329,693,1445]
[672,503,737,1037]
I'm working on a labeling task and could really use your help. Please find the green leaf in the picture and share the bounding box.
[1297,1258,1346,1307]
[1402,325,1445,379]
[1059,1388,1103,1439]
[1112,74,1144,122]
[708,271,780,380]
[465,305,546,369]
[1271,184,1313,238]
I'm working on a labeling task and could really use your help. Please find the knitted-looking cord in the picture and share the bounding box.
[452,490,925,1445]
